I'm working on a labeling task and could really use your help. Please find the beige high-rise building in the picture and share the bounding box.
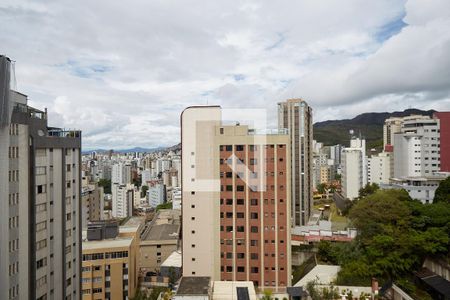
[383,115,430,150]
[278,99,313,226]
[0,56,81,300]
[181,106,291,291]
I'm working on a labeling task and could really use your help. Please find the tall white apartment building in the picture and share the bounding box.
[112,162,132,185]
[393,116,441,178]
[368,152,393,185]
[141,169,152,185]
[0,55,81,300]
[112,183,135,218]
[156,158,171,175]
[341,138,367,200]
[147,181,165,208]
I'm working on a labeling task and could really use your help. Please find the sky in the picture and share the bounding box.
[1,0,450,150]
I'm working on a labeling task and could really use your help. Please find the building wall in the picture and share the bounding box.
[434,112,450,172]
[0,85,81,300]
[181,106,222,280]
[217,131,291,290]
[278,99,313,227]
[82,228,139,300]
[368,152,392,185]
[140,240,178,272]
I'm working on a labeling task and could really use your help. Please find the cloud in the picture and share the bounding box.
[1,0,449,149]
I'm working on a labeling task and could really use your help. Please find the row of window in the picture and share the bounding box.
[81,277,102,283]
[36,257,47,270]
[9,123,19,135]
[9,284,19,300]
[220,198,285,205]
[9,262,19,276]
[36,275,47,289]
[36,239,47,251]
[221,185,285,192]
[8,146,19,158]
[9,239,19,253]
[82,288,102,295]
[9,170,19,182]
[82,251,129,261]
[220,144,285,151]
[221,265,285,272]
[9,193,19,206]
[9,216,19,229]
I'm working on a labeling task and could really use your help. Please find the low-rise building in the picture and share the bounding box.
[81,221,141,300]
[139,209,181,275]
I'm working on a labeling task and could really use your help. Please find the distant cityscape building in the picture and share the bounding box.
[112,183,136,218]
[147,180,166,208]
[368,152,393,185]
[82,177,104,228]
[278,99,313,227]
[139,210,180,276]
[181,106,291,291]
[393,116,440,178]
[0,55,81,300]
[341,138,367,200]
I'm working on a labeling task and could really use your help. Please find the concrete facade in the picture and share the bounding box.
[0,57,82,300]
[278,99,313,227]
[341,138,367,200]
[181,106,291,291]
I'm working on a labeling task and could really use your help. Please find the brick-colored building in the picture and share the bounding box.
[181,106,291,291]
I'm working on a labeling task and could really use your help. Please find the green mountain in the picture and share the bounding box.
[313,109,436,149]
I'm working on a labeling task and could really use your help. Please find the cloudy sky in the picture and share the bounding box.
[1,0,450,149]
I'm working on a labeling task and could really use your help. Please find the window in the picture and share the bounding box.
[36,239,47,250]
[236,185,244,192]
[251,253,258,260]
[250,158,257,165]
[226,226,233,232]
[36,221,47,232]
[250,199,258,206]
[226,172,232,178]
[226,252,233,259]
[226,266,233,272]
[251,267,259,273]
[226,199,233,205]
[237,266,245,272]
[36,203,47,213]
[236,212,244,218]
[226,185,233,191]
[237,226,244,232]
[236,199,244,205]
[237,253,245,259]
[36,258,47,269]
[250,226,258,233]
[251,240,257,246]
[250,213,258,219]
[225,145,232,151]
[37,184,46,194]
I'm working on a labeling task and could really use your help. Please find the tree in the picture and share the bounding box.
[336,189,449,284]
[98,179,111,194]
[434,176,450,203]
[141,185,149,198]
[317,183,327,194]
[358,183,379,198]
[260,290,274,300]
[156,202,173,211]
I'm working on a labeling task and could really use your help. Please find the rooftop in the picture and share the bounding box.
[141,209,180,241]
[212,281,257,300]
[82,235,133,251]
[176,276,210,296]
[294,265,341,287]
[161,250,182,268]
